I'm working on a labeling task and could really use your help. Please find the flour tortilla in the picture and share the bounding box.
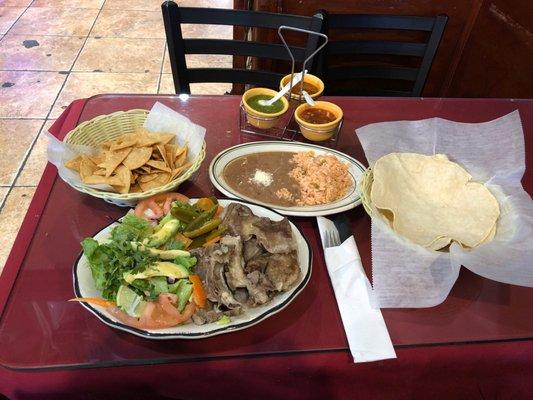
[371,153,500,249]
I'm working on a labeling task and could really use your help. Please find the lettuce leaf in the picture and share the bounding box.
[111,214,153,243]
[81,230,156,300]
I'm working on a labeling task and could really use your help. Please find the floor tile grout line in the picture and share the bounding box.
[0,0,36,38]
[0,118,45,213]
[7,0,108,194]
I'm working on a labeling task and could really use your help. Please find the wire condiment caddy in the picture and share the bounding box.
[239,26,343,146]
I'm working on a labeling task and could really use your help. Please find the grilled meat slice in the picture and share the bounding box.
[243,237,264,262]
[220,235,248,290]
[191,245,241,310]
[251,217,296,254]
[246,270,274,306]
[222,203,297,254]
[191,301,243,325]
[265,252,301,292]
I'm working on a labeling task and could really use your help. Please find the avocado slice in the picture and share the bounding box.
[131,242,190,260]
[143,219,181,248]
[169,279,193,312]
[123,261,190,284]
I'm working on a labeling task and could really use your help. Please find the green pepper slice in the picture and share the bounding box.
[170,206,198,224]
[183,218,222,238]
[185,205,218,232]
[204,225,228,242]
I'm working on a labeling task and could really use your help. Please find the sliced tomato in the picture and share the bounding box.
[134,192,190,221]
[189,274,207,308]
[108,300,196,330]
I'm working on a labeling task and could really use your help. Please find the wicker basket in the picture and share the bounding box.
[63,109,206,207]
[360,167,375,216]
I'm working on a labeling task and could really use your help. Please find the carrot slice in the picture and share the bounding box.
[214,205,224,218]
[203,235,221,247]
[175,233,193,249]
[189,274,207,308]
[69,297,116,308]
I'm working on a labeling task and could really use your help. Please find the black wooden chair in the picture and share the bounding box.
[319,12,447,96]
[162,1,324,94]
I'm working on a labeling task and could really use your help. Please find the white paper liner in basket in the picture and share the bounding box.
[356,110,533,308]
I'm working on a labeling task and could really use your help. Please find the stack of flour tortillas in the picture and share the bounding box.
[370,153,500,251]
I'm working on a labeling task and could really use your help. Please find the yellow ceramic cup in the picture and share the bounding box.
[294,101,343,142]
[280,73,324,102]
[242,87,289,130]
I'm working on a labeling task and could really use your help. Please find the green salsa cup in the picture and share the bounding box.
[242,88,289,129]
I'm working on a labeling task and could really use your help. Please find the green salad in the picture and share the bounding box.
[79,196,224,329]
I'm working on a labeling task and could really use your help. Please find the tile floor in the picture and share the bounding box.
[0,0,233,271]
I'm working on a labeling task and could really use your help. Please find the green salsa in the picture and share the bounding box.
[247,95,285,114]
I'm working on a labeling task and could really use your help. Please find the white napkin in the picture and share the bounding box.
[317,217,396,363]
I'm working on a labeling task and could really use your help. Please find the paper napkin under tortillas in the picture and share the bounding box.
[356,110,533,308]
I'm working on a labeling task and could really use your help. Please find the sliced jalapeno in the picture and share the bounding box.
[185,205,218,232]
[183,218,222,238]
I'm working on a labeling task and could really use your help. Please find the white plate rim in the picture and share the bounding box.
[208,141,367,217]
[73,198,312,340]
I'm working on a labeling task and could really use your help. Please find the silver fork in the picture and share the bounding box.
[323,228,341,248]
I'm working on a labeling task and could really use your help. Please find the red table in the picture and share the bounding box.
[0,95,532,399]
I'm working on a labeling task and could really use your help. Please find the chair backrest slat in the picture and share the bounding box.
[328,14,436,31]
[184,39,307,61]
[329,40,427,57]
[178,7,317,30]
[412,14,447,96]
[328,66,419,81]
[188,68,284,87]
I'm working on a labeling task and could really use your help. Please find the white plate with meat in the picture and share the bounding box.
[73,199,312,339]
[209,141,366,217]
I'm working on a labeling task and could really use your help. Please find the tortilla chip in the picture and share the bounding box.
[138,173,159,183]
[86,155,102,165]
[156,144,169,166]
[104,147,132,177]
[111,165,131,194]
[139,172,170,191]
[146,159,172,173]
[80,156,98,180]
[165,144,181,169]
[130,183,142,193]
[93,168,106,176]
[170,162,192,180]
[82,175,107,185]
[175,147,188,167]
[64,155,83,172]
[156,133,175,145]
[122,146,152,170]
[110,137,137,151]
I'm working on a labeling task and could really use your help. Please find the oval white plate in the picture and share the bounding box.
[209,141,366,217]
[73,199,312,340]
